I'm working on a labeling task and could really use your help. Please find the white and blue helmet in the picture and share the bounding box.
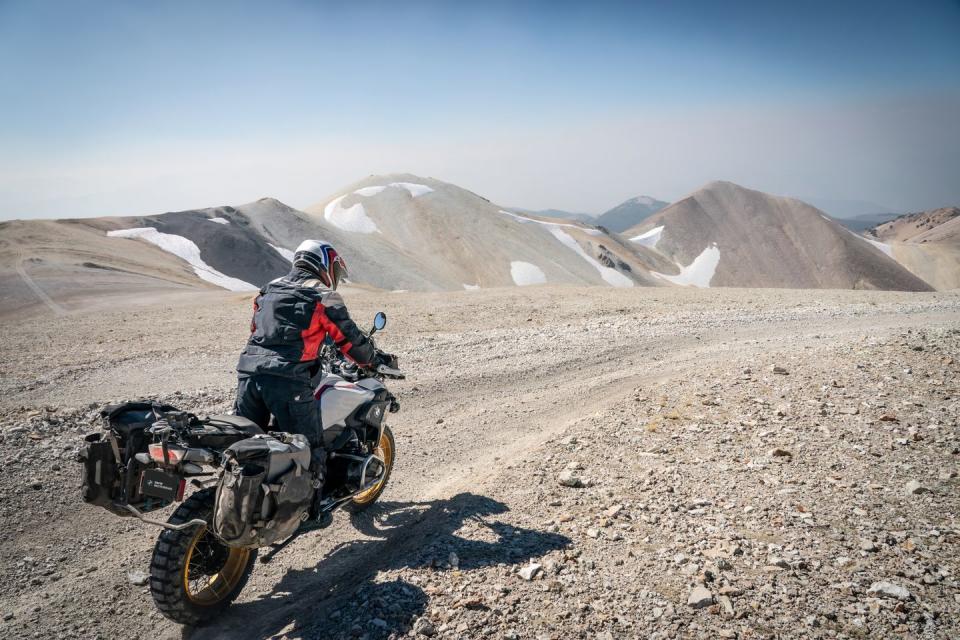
[293,240,347,290]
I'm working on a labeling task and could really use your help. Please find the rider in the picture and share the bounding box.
[235,240,387,513]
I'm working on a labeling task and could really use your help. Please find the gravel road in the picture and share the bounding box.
[1,286,958,639]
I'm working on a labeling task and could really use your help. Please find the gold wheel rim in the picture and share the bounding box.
[182,526,251,606]
[352,430,393,505]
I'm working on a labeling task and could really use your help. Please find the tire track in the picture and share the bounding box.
[15,252,67,316]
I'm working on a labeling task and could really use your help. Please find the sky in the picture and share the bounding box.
[0,0,958,220]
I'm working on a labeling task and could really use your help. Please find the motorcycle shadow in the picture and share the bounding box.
[192,492,571,640]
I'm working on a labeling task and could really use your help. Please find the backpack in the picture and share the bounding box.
[212,433,314,548]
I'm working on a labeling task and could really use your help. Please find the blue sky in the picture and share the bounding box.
[1,0,958,219]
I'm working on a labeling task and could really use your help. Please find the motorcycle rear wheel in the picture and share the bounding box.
[149,488,257,626]
[346,425,395,512]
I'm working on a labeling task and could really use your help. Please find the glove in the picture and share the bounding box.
[376,351,398,369]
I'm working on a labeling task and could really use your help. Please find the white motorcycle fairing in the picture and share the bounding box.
[314,373,386,446]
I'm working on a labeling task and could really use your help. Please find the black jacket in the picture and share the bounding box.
[237,269,376,379]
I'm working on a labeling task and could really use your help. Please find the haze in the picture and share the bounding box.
[1,0,958,220]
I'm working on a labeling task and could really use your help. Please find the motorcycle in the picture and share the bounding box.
[77,312,404,626]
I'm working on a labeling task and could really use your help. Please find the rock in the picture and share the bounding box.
[859,539,879,552]
[687,585,714,609]
[905,480,931,495]
[448,552,459,569]
[370,617,388,629]
[603,504,624,518]
[557,470,584,488]
[839,406,859,415]
[879,413,899,422]
[518,563,542,581]
[770,365,788,375]
[770,447,792,458]
[29,480,42,490]
[413,617,436,637]
[559,436,578,446]
[586,528,599,538]
[867,581,912,601]
[717,594,734,616]
[126,570,149,586]
[2,612,13,621]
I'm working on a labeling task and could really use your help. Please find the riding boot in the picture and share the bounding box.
[308,447,332,527]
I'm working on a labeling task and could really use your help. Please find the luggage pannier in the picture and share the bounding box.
[78,433,128,515]
[79,401,180,516]
[212,433,313,548]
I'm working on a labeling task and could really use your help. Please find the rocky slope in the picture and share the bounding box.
[870,207,960,244]
[866,207,960,291]
[622,181,933,291]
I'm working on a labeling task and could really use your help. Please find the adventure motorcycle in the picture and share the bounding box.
[77,312,404,626]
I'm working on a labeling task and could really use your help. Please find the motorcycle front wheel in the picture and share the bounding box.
[345,425,396,512]
[149,488,257,626]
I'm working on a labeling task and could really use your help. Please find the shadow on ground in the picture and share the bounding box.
[192,492,570,640]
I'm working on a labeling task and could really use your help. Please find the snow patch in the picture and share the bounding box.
[654,244,720,288]
[499,210,602,235]
[389,182,433,197]
[353,182,432,199]
[510,261,546,286]
[845,228,893,256]
[548,228,633,288]
[107,227,257,291]
[208,217,230,225]
[630,225,664,248]
[861,236,893,256]
[463,283,480,290]
[324,195,380,234]
[353,186,388,197]
[323,182,433,233]
[269,244,295,262]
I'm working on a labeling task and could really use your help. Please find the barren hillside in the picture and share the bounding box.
[866,207,960,291]
[622,182,933,291]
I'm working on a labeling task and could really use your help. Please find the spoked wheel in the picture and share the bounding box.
[346,425,395,512]
[149,489,256,626]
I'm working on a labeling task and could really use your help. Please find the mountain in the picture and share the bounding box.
[864,207,960,290]
[3,176,947,318]
[621,181,932,291]
[595,196,668,233]
[302,174,656,290]
[1,174,660,315]
[507,208,594,224]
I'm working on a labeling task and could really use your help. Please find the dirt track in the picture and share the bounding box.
[1,286,958,639]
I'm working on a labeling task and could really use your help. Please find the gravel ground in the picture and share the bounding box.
[0,285,958,639]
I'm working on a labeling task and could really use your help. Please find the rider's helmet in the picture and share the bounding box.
[293,240,347,290]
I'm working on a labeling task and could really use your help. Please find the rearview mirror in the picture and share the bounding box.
[371,311,387,334]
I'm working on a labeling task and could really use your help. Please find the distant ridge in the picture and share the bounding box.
[595,195,668,232]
